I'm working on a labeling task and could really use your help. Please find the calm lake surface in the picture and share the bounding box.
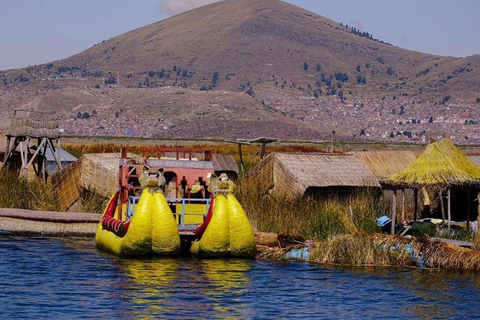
[1,237,480,319]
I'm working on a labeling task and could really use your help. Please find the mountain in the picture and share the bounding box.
[1,0,479,142]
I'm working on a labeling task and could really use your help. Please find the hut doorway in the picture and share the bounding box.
[430,187,479,222]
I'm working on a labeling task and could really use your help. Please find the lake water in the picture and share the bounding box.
[1,237,480,319]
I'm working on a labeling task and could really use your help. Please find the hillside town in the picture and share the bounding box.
[262,92,480,144]
[59,91,480,144]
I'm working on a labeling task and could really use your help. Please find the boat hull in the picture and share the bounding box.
[95,189,180,257]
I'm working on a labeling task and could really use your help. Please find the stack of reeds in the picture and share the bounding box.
[354,151,417,179]
[80,153,142,198]
[7,117,59,139]
[0,208,100,237]
[50,161,82,211]
[80,153,121,198]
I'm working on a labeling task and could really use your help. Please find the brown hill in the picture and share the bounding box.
[27,0,480,96]
[0,0,479,141]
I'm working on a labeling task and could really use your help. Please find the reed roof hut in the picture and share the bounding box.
[355,151,417,179]
[382,139,480,188]
[380,139,480,234]
[468,155,480,169]
[247,152,380,200]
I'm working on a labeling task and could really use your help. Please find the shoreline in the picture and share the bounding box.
[2,208,480,271]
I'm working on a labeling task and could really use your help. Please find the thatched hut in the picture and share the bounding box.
[247,152,380,200]
[381,139,480,233]
[354,151,417,179]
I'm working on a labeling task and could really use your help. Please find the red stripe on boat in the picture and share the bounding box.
[101,191,130,236]
[194,196,214,239]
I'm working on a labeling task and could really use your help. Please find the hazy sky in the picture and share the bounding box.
[0,0,479,70]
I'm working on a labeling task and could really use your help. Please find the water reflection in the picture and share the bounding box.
[119,258,180,316]
[111,258,253,318]
[201,259,252,292]
[2,238,480,318]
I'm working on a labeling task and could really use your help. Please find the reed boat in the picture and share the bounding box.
[95,147,255,258]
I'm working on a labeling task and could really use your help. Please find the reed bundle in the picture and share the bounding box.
[50,160,82,211]
[10,118,59,130]
[6,127,59,139]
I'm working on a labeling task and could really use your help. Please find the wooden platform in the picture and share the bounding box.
[430,237,474,248]
[0,208,101,237]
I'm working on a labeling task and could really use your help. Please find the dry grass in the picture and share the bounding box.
[0,171,58,211]
[311,233,412,267]
[376,234,480,270]
[308,233,480,270]
[71,188,108,214]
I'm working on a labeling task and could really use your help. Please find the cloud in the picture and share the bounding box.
[348,20,363,31]
[398,36,408,42]
[158,0,222,16]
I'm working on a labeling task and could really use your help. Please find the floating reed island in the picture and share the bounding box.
[2,135,480,269]
[257,233,480,270]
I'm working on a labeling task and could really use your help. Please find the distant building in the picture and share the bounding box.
[44,147,77,174]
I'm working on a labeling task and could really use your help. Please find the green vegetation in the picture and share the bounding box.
[356,75,367,84]
[104,77,117,85]
[236,183,386,240]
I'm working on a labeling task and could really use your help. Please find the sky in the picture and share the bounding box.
[0,0,479,70]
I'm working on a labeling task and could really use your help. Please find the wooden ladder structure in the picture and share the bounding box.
[2,110,62,180]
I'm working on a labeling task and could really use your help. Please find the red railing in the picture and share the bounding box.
[120,146,212,161]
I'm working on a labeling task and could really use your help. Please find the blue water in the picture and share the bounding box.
[1,237,480,319]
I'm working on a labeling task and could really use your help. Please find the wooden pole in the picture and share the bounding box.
[401,189,405,221]
[260,142,266,162]
[2,138,20,169]
[20,140,28,179]
[391,191,397,235]
[42,141,48,181]
[439,191,445,224]
[56,139,61,170]
[238,143,245,180]
[47,139,62,169]
[474,192,480,250]
[447,188,451,232]
[414,188,418,222]
[36,138,42,177]
[467,187,471,233]
[4,135,11,165]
